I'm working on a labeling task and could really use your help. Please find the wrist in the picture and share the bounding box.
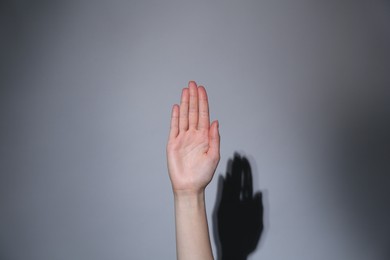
[173,187,206,197]
[174,190,206,209]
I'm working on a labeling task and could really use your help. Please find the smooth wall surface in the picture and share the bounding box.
[1,1,389,259]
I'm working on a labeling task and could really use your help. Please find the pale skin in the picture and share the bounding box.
[167,81,220,260]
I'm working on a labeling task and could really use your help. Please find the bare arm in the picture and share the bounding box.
[167,81,220,260]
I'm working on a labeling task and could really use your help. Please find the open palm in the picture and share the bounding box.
[167,81,220,195]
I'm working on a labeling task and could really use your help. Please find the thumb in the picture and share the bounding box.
[208,120,220,161]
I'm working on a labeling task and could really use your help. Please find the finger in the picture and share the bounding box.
[208,120,220,163]
[188,81,198,129]
[242,156,253,199]
[169,104,179,139]
[179,88,189,131]
[197,86,210,130]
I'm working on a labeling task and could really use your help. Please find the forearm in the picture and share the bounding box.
[174,191,214,260]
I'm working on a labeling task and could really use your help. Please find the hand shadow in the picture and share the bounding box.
[213,153,264,260]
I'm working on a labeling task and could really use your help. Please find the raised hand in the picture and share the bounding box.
[167,81,220,260]
[167,81,220,195]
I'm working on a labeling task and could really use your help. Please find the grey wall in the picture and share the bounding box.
[1,1,389,259]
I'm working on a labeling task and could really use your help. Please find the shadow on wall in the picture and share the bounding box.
[213,153,264,260]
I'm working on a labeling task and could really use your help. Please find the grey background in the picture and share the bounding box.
[1,1,389,259]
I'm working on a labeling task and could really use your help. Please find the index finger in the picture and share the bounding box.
[197,86,210,130]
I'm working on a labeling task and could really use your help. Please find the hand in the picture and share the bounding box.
[167,81,220,196]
